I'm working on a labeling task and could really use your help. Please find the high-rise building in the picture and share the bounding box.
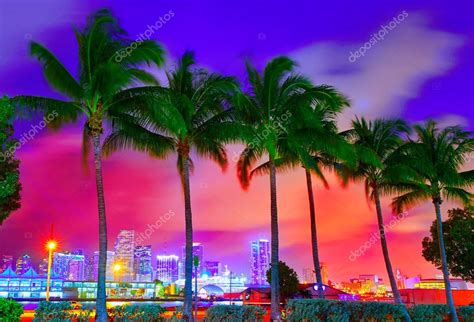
[16,254,32,275]
[181,242,204,277]
[250,239,270,285]
[321,262,329,284]
[134,245,153,282]
[114,230,135,282]
[38,258,49,276]
[302,268,316,284]
[1,255,13,273]
[84,255,95,281]
[156,255,179,283]
[204,261,221,277]
[52,252,85,280]
[93,251,115,281]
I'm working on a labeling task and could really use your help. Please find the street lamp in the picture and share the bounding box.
[45,240,57,301]
[113,263,122,282]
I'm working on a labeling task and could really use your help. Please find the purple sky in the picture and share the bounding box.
[0,0,473,282]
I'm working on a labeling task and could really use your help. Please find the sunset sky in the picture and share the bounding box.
[0,0,473,283]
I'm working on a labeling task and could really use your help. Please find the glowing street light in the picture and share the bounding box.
[113,263,122,282]
[45,239,57,301]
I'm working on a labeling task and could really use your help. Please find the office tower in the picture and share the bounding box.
[302,268,316,284]
[321,262,329,284]
[204,261,222,277]
[156,255,179,283]
[181,242,204,277]
[178,261,184,280]
[84,255,95,281]
[38,258,49,276]
[52,252,85,280]
[114,230,135,282]
[134,245,153,282]
[16,254,32,275]
[1,255,13,273]
[250,239,270,285]
[93,251,115,281]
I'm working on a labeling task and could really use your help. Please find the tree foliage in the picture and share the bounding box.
[266,260,300,299]
[0,96,21,225]
[422,208,474,282]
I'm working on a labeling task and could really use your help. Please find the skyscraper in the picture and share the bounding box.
[38,258,49,276]
[114,230,135,282]
[302,268,316,284]
[52,252,85,280]
[16,254,32,275]
[84,254,95,281]
[181,242,204,277]
[1,255,13,273]
[134,245,153,282]
[204,261,222,277]
[93,251,115,281]
[250,239,270,285]
[156,255,179,283]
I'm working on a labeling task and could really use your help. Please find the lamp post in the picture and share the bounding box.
[45,240,57,301]
[193,255,199,322]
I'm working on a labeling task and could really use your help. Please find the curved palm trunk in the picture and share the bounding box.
[182,155,194,320]
[433,199,459,322]
[92,134,108,322]
[373,189,411,322]
[269,159,281,320]
[305,169,324,299]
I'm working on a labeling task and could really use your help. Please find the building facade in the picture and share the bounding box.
[114,230,135,282]
[250,239,270,285]
[133,245,153,282]
[156,255,179,284]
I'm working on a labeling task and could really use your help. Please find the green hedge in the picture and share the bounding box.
[286,299,406,322]
[33,301,93,322]
[409,304,449,322]
[459,306,474,321]
[0,298,23,321]
[203,305,266,322]
[108,304,166,321]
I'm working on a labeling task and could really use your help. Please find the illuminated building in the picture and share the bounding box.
[15,254,32,275]
[181,242,204,277]
[114,230,135,282]
[204,261,221,277]
[84,255,95,281]
[93,251,115,281]
[0,266,63,298]
[302,268,316,284]
[175,273,248,298]
[134,245,152,282]
[38,258,48,276]
[413,278,468,290]
[1,255,13,273]
[321,263,329,284]
[250,239,270,285]
[156,255,179,283]
[52,252,85,281]
[396,268,406,289]
[341,274,387,296]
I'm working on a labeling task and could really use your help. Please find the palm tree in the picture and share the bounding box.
[249,86,355,299]
[12,10,165,321]
[103,51,243,319]
[234,57,320,320]
[341,117,412,322]
[391,120,473,322]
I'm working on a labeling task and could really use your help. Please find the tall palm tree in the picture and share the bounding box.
[103,51,244,319]
[12,10,165,321]
[391,120,473,322]
[250,86,355,299]
[234,57,320,320]
[341,117,412,322]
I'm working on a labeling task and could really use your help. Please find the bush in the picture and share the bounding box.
[32,301,93,322]
[204,305,266,322]
[409,304,449,322]
[286,299,406,322]
[108,304,166,321]
[459,306,474,321]
[0,298,23,321]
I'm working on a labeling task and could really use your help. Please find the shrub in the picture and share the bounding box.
[32,301,93,322]
[286,299,407,322]
[459,306,474,322]
[409,304,449,322]
[0,298,23,321]
[108,304,166,321]
[203,305,266,322]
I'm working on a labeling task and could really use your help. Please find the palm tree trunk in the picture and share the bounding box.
[305,168,324,299]
[182,155,194,320]
[373,188,411,322]
[269,159,281,321]
[92,134,108,322]
[433,198,459,322]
